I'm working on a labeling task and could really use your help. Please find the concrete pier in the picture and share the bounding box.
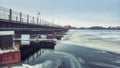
[0,31,21,66]
[0,31,14,50]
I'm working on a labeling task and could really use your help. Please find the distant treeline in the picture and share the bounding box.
[68,26,120,30]
[79,26,120,30]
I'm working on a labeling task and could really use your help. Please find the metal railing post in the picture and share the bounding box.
[16,16,18,21]
[37,18,38,24]
[42,20,45,25]
[27,15,29,24]
[40,19,41,25]
[9,9,12,21]
[32,17,34,24]
[20,12,22,23]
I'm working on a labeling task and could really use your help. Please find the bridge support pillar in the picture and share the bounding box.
[0,31,21,66]
[0,31,14,50]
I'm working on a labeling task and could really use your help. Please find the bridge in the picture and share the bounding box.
[0,6,68,34]
[0,6,69,66]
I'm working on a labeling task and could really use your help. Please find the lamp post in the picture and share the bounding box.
[37,12,40,24]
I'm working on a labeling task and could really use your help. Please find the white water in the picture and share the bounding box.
[60,29,120,54]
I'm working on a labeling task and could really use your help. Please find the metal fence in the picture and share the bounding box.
[0,6,62,27]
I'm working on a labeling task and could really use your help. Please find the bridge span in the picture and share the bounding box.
[0,6,68,34]
[0,6,69,66]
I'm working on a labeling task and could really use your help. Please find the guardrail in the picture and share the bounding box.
[0,6,62,28]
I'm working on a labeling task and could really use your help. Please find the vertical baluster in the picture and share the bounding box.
[27,15,29,24]
[16,16,18,21]
[20,12,22,23]
[32,17,34,24]
[9,9,12,21]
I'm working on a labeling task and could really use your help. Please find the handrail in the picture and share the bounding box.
[0,6,63,28]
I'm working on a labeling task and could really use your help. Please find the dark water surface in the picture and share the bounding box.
[23,30,120,68]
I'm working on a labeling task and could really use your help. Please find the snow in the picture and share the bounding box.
[12,64,43,68]
[0,31,14,35]
[0,49,17,54]
[61,30,120,54]
[11,60,53,68]
[21,35,30,45]
[41,35,47,39]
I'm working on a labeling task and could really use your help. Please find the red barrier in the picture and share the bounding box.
[0,51,21,65]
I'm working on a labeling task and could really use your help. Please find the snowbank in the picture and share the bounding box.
[0,49,17,54]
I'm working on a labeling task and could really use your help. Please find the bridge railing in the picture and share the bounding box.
[0,6,9,20]
[12,10,20,22]
[0,6,63,28]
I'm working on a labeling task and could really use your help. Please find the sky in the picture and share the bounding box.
[0,0,120,27]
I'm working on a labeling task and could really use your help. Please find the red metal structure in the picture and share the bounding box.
[0,51,21,65]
